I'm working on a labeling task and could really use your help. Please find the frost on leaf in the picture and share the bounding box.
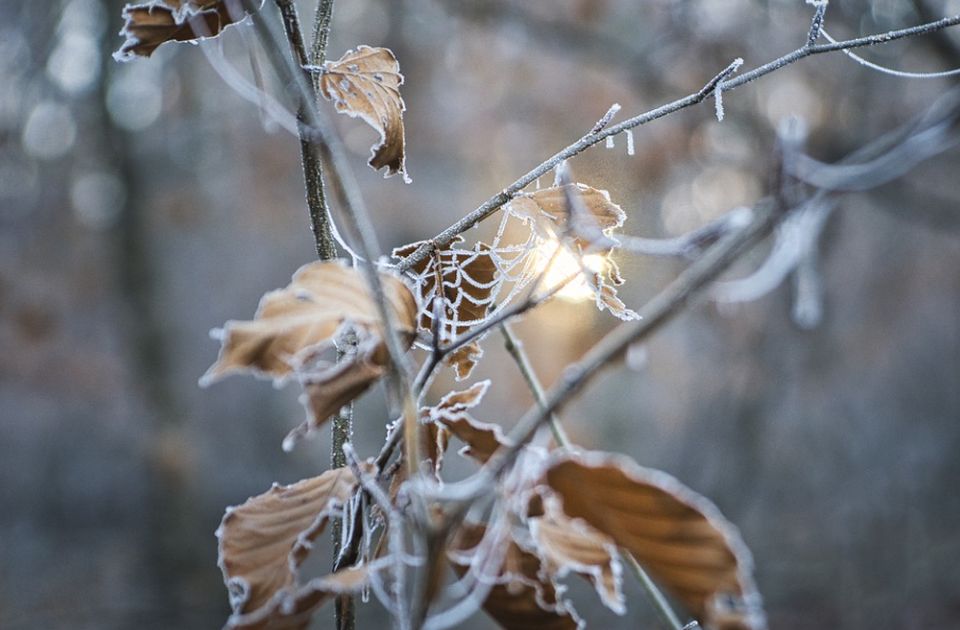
[319,46,409,180]
[425,381,511,463]
[545,452,766,630]
[529,501,625,615]
[201,260,417,448]
[509,184,625,253]
[225,560,386,630]
[507,184,638,321]
[393,238,498,380]
[115,0,261,60]
[216,467,358,616]
[450,523,581,630]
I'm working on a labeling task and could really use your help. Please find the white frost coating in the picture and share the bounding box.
[605,135,615,149]
[625,129,635,156]
[714,85,726,121]
[714,58,742,122]
[208,327,226,341]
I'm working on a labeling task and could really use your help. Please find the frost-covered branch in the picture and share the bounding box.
[395,12,960,273]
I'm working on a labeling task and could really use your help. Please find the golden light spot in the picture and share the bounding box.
[533,240,606,302]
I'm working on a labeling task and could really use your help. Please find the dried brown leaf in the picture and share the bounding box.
[319,46,408,180]
[203,260,416,384]
[285,347,387,450]
[216,468,358,615]
[545,452,766,630]
[425,381,511,463]
[508,184,637,320]
[393,238,498,379]
[450,524,580,630]
[115,0,259,60]
[224,560,385,630]
[530,506,624,614]
[508,184,626,252]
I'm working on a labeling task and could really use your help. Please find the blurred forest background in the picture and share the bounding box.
[2,0,960,628]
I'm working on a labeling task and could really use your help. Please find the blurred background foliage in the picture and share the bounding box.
[1,0,959,628]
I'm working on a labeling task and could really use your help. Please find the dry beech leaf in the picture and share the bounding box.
[202,260,415,382]
[420,416,449,478]
[216,467,358,615]
[115,0,259,60]
[201,260,416,448]
[508,183,625,253]
[450,524,581,630]
[393,238,498,380]
[530,504,625,615]
[425,381,511,463]
[225,560,387,630]
[319,46,409,180]
[545,452,766,630]
[508,184,637,321]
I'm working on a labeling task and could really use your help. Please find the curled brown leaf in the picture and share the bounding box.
[115,0,260,60]
[319,46,409,180]
[508,184,637,320]
[224,560,387,630]
[508,183,626,253]
[545,452,766,630]
[201,260,417,449]
[529,503,625,615]
[216,468,358,616]
[425,381,512,463]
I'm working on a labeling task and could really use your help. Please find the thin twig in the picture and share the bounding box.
[499,323,569,446]
[311,0,336,67]
[617,206,755,258]
[395,13,960,273]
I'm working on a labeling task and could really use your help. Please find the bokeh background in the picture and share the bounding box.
[2,0,960,628]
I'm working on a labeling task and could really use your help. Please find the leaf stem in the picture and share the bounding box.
[623,552,685,630]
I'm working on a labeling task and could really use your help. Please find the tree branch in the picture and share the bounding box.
[451,199,780,493]
[395,13,960,273]
[273,0,338,260]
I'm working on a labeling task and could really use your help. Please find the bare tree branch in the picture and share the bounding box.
[395,13,960,273]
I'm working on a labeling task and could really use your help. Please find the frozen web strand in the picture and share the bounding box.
[821,28,960,79]
[626,129,635,156]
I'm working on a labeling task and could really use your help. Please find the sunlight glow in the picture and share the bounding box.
[533,240,606,302]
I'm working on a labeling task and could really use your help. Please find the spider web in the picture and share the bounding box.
[401,206,554,353]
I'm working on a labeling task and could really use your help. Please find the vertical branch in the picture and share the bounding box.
[272,2,353,628]
[274,0,338,260]
[311,0,336,68]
